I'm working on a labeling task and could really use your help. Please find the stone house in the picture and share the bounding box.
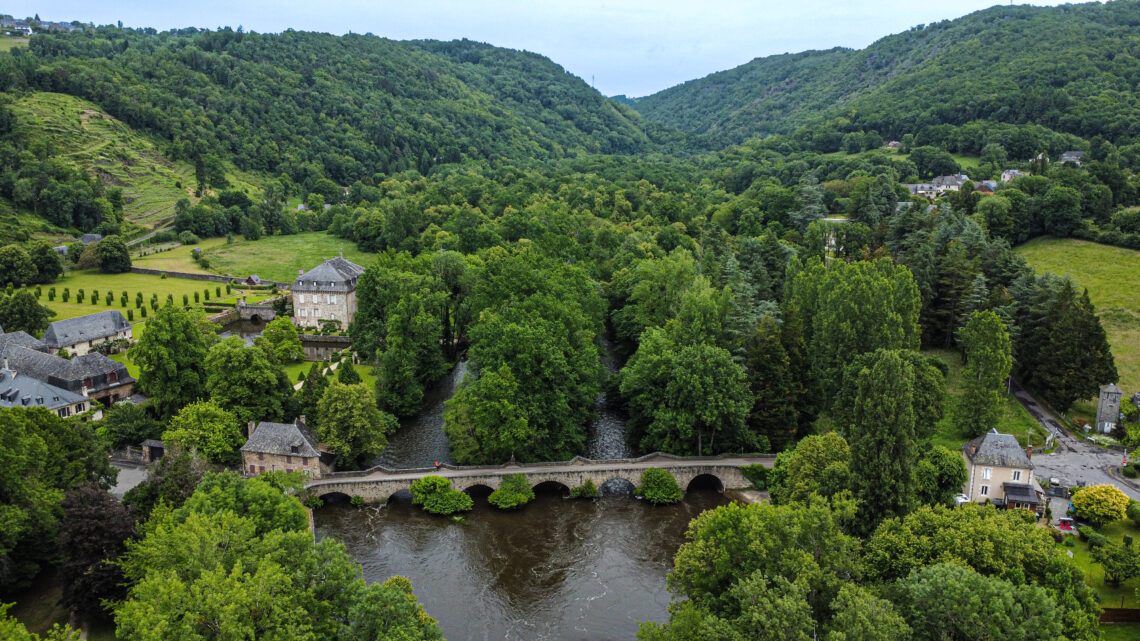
[292,254,365,329]
[0,339,135,407]
[1000,169,1025,183]
[0,363,94,418]
[1096,382,1123,434]
[904,183,937,197]
[42,310,132,356]
[961,429,1039,511]
[241,417,325,478]
[1059,151,1085,166]
[931,174,971,192]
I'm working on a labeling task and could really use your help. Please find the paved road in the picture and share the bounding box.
[306,454,775,489]
[1009,379,1140,500]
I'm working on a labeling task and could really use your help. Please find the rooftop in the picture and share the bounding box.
[42,311,130,349]
[0,367,88,411]
[963,428,1033,470]
[0,331,49,354]
[241,418,321,458]
[294,255,365,293]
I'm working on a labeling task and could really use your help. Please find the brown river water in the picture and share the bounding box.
[313,351,732,640]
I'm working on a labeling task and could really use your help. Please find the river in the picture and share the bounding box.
[314,345,731,641]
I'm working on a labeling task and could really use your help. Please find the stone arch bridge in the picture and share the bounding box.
[305,452,775,504]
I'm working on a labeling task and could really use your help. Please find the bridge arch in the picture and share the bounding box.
[318,491,352,504]
[599,477,637,495]
[685,473,725,493]
[533,480,572,495]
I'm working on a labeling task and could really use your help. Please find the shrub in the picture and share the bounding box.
[741,464,768,490]
[183,294,189,306]
[152,230,178,243]
[569,479,599,499]
[303,494,324,509]
[194,292,200,303]
[1128,500,1140,526]
[1077,525,1095,541]
[127,309,134,321]
[203,288,210,301]
[1125,535,1134,547]
[1088,533,1108,550]
[62,287,69,302]
[488,474,535,510]
[47,286,55,301]
[1124,466,1139,479]
[178,231,200,245]
[161,272,167,279]
[410,475,474,515]
[140,306,147,318]
[199,257,211,269]
[350,495,364,507]
[1071,484,1131,526]
[226,284,232,294]
[638,468,682,505]
[1063,537,1075,547]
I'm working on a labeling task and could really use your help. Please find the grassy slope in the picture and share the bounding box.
[8,92,263,230]
[0,37,28,52]
[925,348,1045,451]
[1014,238,1140,394]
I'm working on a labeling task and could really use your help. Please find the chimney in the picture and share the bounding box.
[248,420,255,435]
[970,446,977,456]
[1026,446,1033,460]
[81,384,88,397]
[339,251,343,258]
[298,268,304,277]
[297,415,306,426]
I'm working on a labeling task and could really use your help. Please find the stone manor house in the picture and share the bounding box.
[292,255,365,330]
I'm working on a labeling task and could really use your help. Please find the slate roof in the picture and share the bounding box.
[0,367,88,411]
[293,256,365,293]
[932,174,971,187]
[0,345,133,393]
[1059,151,1085,163]
[78,233,103,244]
[42,311,130,349]
[0,331,49,353]
[1003,482,1040,505]
[963,428,1033,469]
[241,418,321,458]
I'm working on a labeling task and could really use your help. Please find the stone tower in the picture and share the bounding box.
[1096,382,1123,434]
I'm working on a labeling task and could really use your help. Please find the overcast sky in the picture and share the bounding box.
[8,1,1087,96]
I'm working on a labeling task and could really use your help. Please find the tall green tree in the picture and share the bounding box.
[743,315,798,451]
[204,337,295,424]
[162,400,244,466]
[59,483,137,622]
[256,316,305,363]
[130,305,210,420]
[316,381,396,469]
[953,310,1012,438]
[0,289,54,335]
[849,349,919,532]
[0,245,36,286]
[95,235,132,273]
[296,361,330,420]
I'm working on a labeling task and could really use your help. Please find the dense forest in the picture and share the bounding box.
[631,2,1140,149]
[3,3,1140,640]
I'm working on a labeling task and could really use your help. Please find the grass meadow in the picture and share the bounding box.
[1015,237,1140,396]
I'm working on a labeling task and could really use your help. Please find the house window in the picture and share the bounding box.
[258,453,265,461]
[982,467,992,480]
[980,485,989,496]
[1012,470,1022,481]
[331,295,338,305]
[248,465,255,474]
[108,371,118,383]
[286,455,292,464]
[76,403,84,412]
[299,294,306,304]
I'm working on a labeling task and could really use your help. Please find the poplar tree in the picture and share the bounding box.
[953,311,1013,437]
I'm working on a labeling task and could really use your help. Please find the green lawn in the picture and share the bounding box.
[1015,237,1140,394]
[133,232,373,283]
[925,348,1047,451]
[286,361,374,387]
[1058,519,1140,609]
[0,37,29,52]
[1101,623,1140,640]
[31,270,271,322]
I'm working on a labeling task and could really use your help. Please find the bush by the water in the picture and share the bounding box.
[638,468,682,505]
[488,473,535,510]
[569,479,599,499]
[741,464,768,490]
[410,475,474,515]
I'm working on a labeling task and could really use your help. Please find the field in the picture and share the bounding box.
[0,37,28,52]
[31,270,274,322]
[134,232,375,283]
[1057,519,1140,609]
[1101,623,1140,640]
[925,348,1046,451]
[1015,237,1140,395]
[9,92,263,229]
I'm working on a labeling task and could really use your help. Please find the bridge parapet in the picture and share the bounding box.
[307,452,773,505]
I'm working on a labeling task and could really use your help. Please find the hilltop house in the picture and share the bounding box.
[42,310,132,356]
[0,336,135,407]
[241,417,327,478]
[1000,169,1025,183]
[1059,151,1085,166]
[931,174,971,192]
[292,254,365,329]
[961,429,1039,511]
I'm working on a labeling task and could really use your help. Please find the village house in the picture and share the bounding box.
[292,254,365,329]
[885,140,901,149]
[1059,151,1085,166]
[904,183,937,197]
[78,233,103,245]
[0,363,94,418]
[961,429,1040,511]
[1000,169,1025,183]
[0,335,136,407]
[41,310,132,356]
[931,174,971,192]
[241,416,326,478]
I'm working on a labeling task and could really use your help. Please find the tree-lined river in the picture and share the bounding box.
[314,352,732,640]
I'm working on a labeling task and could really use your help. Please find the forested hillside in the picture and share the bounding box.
[0,28,653,185]
[631,1,1140,148]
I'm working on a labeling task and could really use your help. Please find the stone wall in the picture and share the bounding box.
[300,334,353,361]
[129,267,290,288]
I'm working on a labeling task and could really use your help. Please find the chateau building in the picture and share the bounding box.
[292,255,365,330]
[42,310,132,356]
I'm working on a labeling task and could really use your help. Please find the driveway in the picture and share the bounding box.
[1009,379,1140,500]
